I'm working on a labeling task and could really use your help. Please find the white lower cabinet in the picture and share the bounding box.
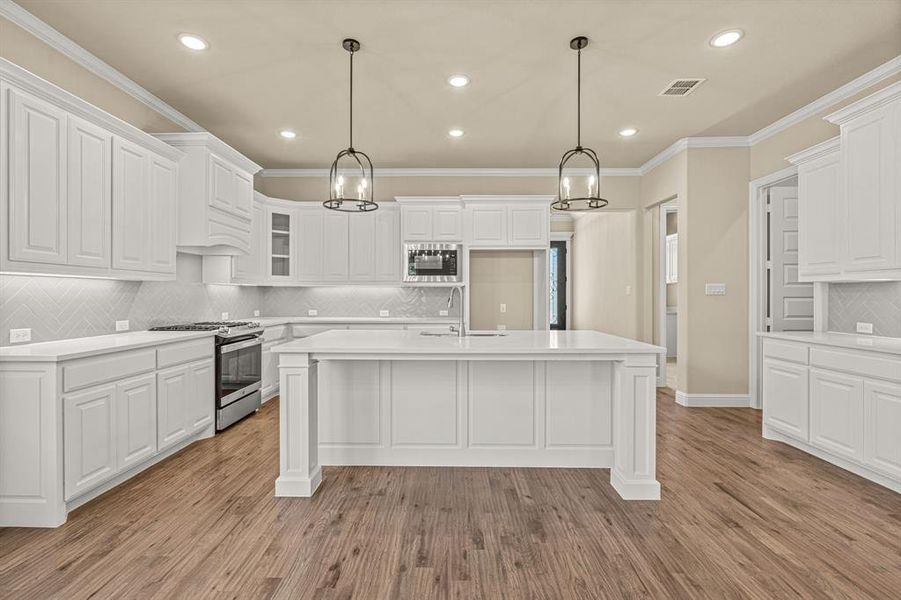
[808,368,863,461]
[762,359,809,441]
[863,380,901,480]
[115,373,157,472]
[64,385,117,501]
[157,358,214,450]
[762,337,901,492]
[262,325,289,401]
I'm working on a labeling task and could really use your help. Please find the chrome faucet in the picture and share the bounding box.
[447,286,465,337]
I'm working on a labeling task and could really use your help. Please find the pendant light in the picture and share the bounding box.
[552,36,608,212]
[324,39,377,212]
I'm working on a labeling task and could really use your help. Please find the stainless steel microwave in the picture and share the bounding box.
[404,243,462,283]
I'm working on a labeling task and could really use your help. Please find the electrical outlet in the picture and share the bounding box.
[500,303,507,313]
[115,320,129,332]
[308,309,318,317]
[439,309,449,317]
[625,285,632,295]
[380,310,390,317]
[856,322,874,334]
[221,312,229,320]
[497,324,507,331]
[705,283,727,296]
[9,328,31,344]
[253,309,260,317]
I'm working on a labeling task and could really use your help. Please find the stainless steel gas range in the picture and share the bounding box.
[150,321,263,431]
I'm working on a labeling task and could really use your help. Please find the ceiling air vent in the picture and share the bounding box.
[659,78,706,97]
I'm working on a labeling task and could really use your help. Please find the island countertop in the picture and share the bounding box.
[271,329,665,357]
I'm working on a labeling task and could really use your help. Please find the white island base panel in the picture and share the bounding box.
[275,336,661,501]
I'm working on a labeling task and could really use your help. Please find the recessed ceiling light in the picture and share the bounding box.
[710,29,743,48]
[178,33,208,51]
[448,129,465,138]
[618,127,638,137]
[279,130,297,139]
[448,75,470,88]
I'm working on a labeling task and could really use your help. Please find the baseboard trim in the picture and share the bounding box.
[675,391,751,408]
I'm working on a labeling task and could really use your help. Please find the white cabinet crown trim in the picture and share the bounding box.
[825,81,901,125]
[153,132,261,175]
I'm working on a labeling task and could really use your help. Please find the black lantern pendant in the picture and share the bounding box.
[324,38,377,212]
[551,36,608,212]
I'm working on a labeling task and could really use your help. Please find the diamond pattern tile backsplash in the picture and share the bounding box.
[828,282,901,337]
[0,254,457,344]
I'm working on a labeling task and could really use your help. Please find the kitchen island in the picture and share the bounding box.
[272,329,664,501]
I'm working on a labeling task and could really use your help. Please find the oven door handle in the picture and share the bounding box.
[220,338,262,355]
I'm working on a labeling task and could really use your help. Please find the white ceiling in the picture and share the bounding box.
[14,0,901,169]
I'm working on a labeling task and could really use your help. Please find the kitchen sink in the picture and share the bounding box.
[419,331,507,337]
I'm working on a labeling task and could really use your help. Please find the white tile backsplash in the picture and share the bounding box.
[0,254,458,344]
[828,282,901,337]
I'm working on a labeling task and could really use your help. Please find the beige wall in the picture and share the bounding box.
[469,251,533,330]
[0,17,184,132]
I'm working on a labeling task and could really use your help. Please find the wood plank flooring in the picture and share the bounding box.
[1,388,899,599]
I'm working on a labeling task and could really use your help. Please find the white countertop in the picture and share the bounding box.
[272,329,665,357]
[251,316,457,327]
[0,330,216,362]
[759,331,901,356]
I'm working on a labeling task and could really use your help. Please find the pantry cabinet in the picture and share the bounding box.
[1,62,183,280]
[790,81,901,282]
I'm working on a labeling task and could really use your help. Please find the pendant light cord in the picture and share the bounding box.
[349,48,354,149]
[576,46,581,148]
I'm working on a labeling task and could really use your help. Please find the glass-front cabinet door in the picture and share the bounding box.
[268,207,294,280]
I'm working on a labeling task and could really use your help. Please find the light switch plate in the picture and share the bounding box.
[705,283,727,296]
[500,303,507,313]
[308,309,318,317]
[253,309,260,317]
[9,328,31,344]
[380,310,390,317]
[221,312,229,320]
[856,322,874,334]
[115,320,129,332]
[439,310,449,317]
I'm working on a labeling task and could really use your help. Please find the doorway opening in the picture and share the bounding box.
[549,240,568,330]
[657,202,678,390]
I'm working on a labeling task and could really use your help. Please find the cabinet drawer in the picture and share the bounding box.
[810,347,901,383]
[762,340,809,364]
[157,338,214,369]
[262,325,288,343]
[63,349,156,393]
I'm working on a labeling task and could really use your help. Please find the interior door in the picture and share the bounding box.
[768,185,814,331]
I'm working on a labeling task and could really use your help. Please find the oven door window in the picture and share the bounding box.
[220,342,262,404]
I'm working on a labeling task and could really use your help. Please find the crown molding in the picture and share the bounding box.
[825,79,901,125]
[260,167,642,178]
[748,55,901,145]
[154,132,262,174]
[638,136,750,175]
[785,136,840,165]
[0,0,204,133]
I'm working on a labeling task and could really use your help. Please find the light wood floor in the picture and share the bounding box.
[1,389,899,599]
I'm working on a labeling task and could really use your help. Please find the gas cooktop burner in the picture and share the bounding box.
[149,320,261,333]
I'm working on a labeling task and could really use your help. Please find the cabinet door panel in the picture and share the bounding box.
[509,206,548,246]
[402,207,432,241]
[809,369,863,460]
[233,203,265,281]
[375,210,400,281]
[798,153,842,278]
[349,214,376,281]
[116,374,157,471]
[470,207,507,245]
[64,385,116,500]
[297,210,324,282]
[842,105,897,272]
[67,116,111,268]
[112,137,149,270]
[763,359,809,441]
[187,359,214,433]
[863,380,901,480]
[434,208,462,241]
[8,86,68,264]
[209,154,235,213]
[322,212,349,281]
[268,208,294,280]
[262,343,278,399]
[157,365,189,451]
[233,171,253,220]
[147,155,177,273]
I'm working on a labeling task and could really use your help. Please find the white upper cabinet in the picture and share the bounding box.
[374,209,401,281]
[67,115,111,268]
[789,138,843,280]
[462,196,551,248]
[232,200,266,282]
[297,208,324,283]
[1,61,183,280]
[153,133,261,256]
[349,214,376,281]
[268,205,296,281]
[6,84,68,265]
[322,212,350,281]
[396,197,462,241]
